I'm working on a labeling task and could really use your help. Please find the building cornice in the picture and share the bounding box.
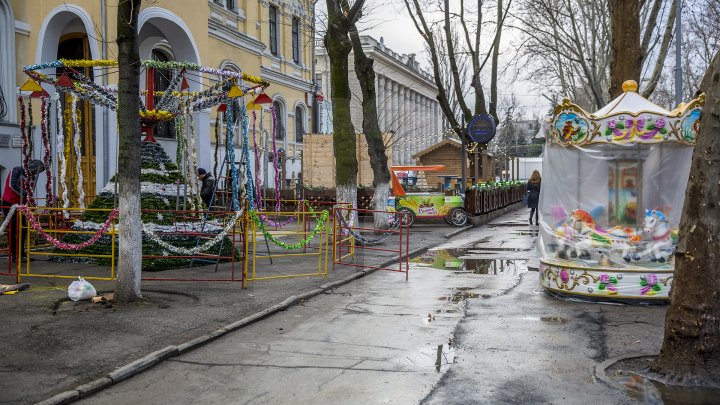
[261,65,313,93]
[208,18,265,56]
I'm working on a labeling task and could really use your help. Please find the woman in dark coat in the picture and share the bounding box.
[527,170,541,225]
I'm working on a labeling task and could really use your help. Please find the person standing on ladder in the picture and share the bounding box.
[2,160,45,262]
[197,168,215,208]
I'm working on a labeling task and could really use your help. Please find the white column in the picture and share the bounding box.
[398,86,406,165]
[391,82,399,165]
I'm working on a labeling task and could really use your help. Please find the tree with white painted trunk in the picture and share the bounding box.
[114,0,143,303]
[324,0,365,217]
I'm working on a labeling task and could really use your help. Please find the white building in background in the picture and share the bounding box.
[315,36,444,165]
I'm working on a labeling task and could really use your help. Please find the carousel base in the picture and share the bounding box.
[539,259,673,302]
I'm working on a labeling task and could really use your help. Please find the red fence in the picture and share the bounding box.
[333,207,410,280]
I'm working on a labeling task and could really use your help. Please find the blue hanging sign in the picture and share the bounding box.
[466,114,496,143]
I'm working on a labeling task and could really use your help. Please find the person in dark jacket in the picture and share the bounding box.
[2,160,45,261]
[197,168,216,208]
[527,170,541,225]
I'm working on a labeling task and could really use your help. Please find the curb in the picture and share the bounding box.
[593,353,657,390]
[36,246,430,404]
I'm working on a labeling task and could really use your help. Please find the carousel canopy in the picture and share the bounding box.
[548,80,703,147]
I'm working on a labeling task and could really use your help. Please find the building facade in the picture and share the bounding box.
[1,0,315,201]
[315,35,444,166]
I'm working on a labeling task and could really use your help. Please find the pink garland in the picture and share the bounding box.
[270,106,280,212]
[18,96,35,206]
[41,97,54,207]
[252,111,263,208]
[259,199,304,227]
[19,205,119,250]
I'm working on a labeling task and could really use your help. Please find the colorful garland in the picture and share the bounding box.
[18,96,36,206]
[0,205,17,234]
[249,209,328,250]
[141,209,243,255]
[251,111,263,208]
[20,205,118,250]
[213,113,220,180]
[41,97,53,207]
[56,94,69,216]
[270,105,281,212]
[185,103,201,211]
[240,99,255,210]
[226,100,240,210]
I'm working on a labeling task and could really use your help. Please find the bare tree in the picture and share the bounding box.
[342,3,392,229]
[114,0,142,303]
[324,0,365,210]
[513,0,677,110]
[650,50,720,386]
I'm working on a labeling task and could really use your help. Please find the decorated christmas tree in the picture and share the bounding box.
[56,141,237,270]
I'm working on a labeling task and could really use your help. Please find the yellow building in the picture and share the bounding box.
[0,0,315,199]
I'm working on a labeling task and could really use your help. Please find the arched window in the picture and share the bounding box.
[295,105,305,143]
[273,100,285,140]
[152,49,175,138]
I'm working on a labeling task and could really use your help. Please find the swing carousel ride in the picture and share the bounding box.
[538,80,703,301]
[6,58,329,266]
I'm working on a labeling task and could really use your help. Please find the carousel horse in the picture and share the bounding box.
[556,209,641,262]
[639,209,677,262]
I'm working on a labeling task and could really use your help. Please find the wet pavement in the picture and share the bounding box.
[8,209,713,403]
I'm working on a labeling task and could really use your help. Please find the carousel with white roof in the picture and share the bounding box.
[538,80,703,301]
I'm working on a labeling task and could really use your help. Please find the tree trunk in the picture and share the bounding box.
[325,1,359,217]
[348,21,390,229]
[608,0,642,98]
[114,0,143,303]
[650,51,720,386]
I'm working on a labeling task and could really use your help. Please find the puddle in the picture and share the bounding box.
[540,316,569,324]
[616,373,720,404]
[396,344,456,372]
[608,357,720,404]
[471,247,533,252]
[438,291,480,302]
[415,249,527,274]
[435,309,460,314]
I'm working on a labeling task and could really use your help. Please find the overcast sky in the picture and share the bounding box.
[351,0,552,121]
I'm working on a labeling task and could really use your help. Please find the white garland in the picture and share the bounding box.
[141,168,180,176]
[0,204,17,234]
[57,94,69,217]
[71,95,85,209]
[186,105,202,210]
[73,218,226,233]
[101,181,183,197]
[141,209,243,255]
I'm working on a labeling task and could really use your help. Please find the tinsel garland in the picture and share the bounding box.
[62,106,73,213]
[259,200,305,228]
[56,94,69,217]
[185,103,201,211]
[41,97,53,207]
[28,95,34,156]
[249,209,328,250]
[251,111,263,208]
[270,105,280,212]
[0,205,17,233]
[240,99,255,211]
[226,100,240,210]
[141,209,243,255]
[175,114,185,169]
[334,209,402,246]
[213,113,220,180]
[71,95,86,209]
[20,205,118,250]
[18,97,35,206]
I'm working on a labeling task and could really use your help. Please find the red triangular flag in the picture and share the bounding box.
[217,103,227,112]
[253,93,272,105]
[30,90,50,98]
[56,73,74,88]
[181,77,189,91]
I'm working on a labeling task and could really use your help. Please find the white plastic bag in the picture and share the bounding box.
[68,277,97,301]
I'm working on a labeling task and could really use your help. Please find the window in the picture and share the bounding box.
[269,5,278,56]
[292,17,300,64]
[295,106,305,143]
[213,0,235,11]
[273,101,285,139]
